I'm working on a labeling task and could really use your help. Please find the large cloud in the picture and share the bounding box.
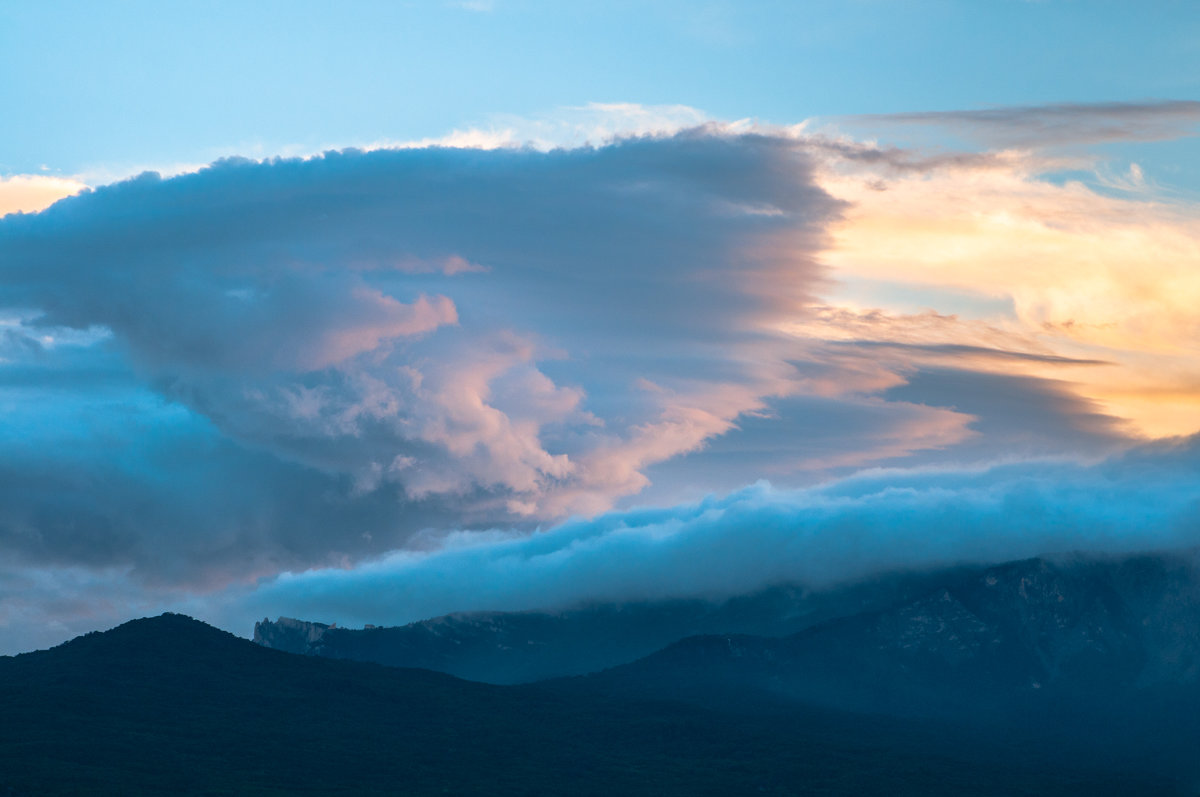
[4,112,1193,654]
[0,130,886,584]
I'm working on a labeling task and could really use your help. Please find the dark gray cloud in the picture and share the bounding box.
[637,392,970,502]
[805,136,1013,174]
[0,372,477,586]
[636,362,1132,503]
[830,340,1111,367]
[854,100,1200,148]
[882,368,1134,462]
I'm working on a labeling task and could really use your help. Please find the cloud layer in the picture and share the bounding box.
[226,434,1200,627]
[155,432,1200,644]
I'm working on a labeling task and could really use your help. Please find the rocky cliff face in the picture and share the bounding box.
[253,617,331,655]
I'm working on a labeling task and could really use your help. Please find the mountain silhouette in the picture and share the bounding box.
[0,612,1178,795]
[571,552,1200,779]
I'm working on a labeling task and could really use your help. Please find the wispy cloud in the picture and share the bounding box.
[853,100,1200,147]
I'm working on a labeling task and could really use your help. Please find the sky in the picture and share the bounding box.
[2,0,1200,654]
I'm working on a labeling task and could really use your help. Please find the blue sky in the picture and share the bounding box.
[3,1,1198,177]
[2,1,1200,653]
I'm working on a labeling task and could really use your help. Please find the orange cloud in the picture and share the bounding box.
[0,174,88,217]
[813,150,1200,438]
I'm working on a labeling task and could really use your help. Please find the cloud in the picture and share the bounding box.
[0,378,446,585]
[2,433,1196,655]
[382,102,716,154]
[854,100,1200,148]
[803,135,1022,175]
[0,563,159,656]
[213,435,1200,635]
[637,392,974,503]
[3,130,906,586]
[882,368,1133,460]
[814,145,1200,437]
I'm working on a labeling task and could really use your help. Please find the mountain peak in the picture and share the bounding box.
[254,616,331,654]
[33,612,254,665]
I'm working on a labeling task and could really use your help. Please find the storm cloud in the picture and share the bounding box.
[0,131,856,584]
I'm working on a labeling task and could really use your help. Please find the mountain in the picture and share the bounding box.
[256,549,1200,699]
[254,572,957,683]
[578,551,1200,775]
[0,613,1175,796]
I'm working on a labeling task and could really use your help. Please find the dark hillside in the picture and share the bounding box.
[579,554,1200,779]
[0,613,1175,796]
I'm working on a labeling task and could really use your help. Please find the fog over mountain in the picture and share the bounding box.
[223,435,1199,638]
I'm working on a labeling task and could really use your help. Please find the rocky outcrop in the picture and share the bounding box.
[253,617,331,655]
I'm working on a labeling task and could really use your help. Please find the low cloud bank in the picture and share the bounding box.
[221,435,1200,631]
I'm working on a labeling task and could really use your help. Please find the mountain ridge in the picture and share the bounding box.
[252,569,982,682]
[5,611,1172,796]
[254,549,1200,693]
